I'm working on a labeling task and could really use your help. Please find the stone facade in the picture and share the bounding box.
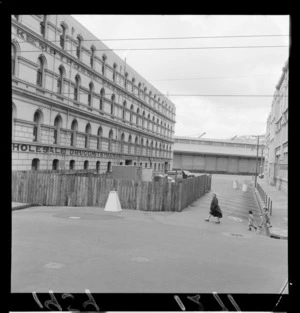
[12,15,176,172]
[264,60,288,192]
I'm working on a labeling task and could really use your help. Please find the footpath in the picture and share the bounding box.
[252,177,288,240]
[12,202,38,211]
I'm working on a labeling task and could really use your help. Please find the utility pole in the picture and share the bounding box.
[254,135,260,187]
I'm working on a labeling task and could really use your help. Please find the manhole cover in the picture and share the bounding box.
[131,257,150,263]
[228,216,243,222]
[44,262,65,269]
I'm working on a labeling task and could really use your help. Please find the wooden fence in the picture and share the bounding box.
[11,172,211,212]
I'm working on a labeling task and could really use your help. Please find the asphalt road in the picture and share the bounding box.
[11,174,288,293]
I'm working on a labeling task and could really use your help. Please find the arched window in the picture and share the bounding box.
[155,142,158,157]
[11,44,17,76]
[122,101,127,120]
[53,115,62,145]
[128,135,132,154]
[85,123,91,148]
[84,160,89,170]
[152,116,155,132]
[125,72,128,89]
[132,78,135,93]
[111,94,115,115]
[36,56,45,87]
[102,54,107,75]
[97,127,102,150]
[140,138,144,155]
[76,36,82,59]
[96,161,100,173]
[70,119,78,147]
[90,46,96,68]
[88,82,94,107]
[136,108,140,126]
[138,82,142,97]
[74,75,80,101]
[142,111,145,128]
[107,161,112,173]
[144,87,147,100]
[40,15,47,37]
[130,104,134,123]
[113,63,117,82]
[52,159,59,170]
[146,139,149,156]
[60,23,67,50]
[33,110,43,142]
[100,88,105,111]
[120,133,125,152]
[57,65,65,94]
[150,141,154,156]
[69,160,75,170]
[147,114,151,130]
[135,136,138,154]
[31,158,40,171]
[154,163,156,171]
[108,129,113,151]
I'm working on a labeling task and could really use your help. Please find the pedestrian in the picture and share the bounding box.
[204,193,223,223]
[248,210,257,231]
[259,207,272,228]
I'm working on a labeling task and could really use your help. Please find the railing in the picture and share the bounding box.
[256,182,273,216]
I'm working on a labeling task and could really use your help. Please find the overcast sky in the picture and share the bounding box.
[72,15,289,139]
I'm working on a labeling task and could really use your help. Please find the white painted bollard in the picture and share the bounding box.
[242,183,248,192]
[233,180,238,189]
[104,191,123,212]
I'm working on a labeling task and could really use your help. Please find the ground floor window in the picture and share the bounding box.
[154,163,156,171]
[84,160,89,170]
[96,161,100,173]
[145,163,147,168]
[52,159,59,170]
[107,161,112,172]
[69,160,75,170]
[31,158,40,171]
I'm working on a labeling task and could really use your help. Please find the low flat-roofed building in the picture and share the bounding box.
[173,136,264,175]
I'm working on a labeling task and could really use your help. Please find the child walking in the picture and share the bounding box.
[248,210,257,231]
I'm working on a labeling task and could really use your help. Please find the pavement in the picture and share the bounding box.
[252,177,288,240]
[11,174,288,294]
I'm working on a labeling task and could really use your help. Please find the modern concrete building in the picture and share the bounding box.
[173,136,264,175]
[264,60,288,192]
[11,15,176,172]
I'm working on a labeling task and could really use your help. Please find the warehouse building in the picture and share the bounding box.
[12,15,176,172]
[173,136,264,175]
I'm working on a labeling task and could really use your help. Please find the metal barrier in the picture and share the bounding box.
[256,182,273,216]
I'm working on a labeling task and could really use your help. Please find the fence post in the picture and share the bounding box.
[270,200,272,216]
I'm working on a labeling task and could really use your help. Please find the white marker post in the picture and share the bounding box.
[104,191,123,212]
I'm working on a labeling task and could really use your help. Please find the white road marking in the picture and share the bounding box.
[69,216,81,219]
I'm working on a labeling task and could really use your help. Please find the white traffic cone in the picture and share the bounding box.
[104,191,123,212]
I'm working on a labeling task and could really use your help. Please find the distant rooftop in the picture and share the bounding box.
[175,135,265,145]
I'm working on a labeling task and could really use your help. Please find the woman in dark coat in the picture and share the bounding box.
[204,193,222,223]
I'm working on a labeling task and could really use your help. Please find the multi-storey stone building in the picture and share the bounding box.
[264,60,288,192]
[11,15,176,172]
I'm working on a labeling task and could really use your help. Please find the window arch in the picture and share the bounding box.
[100,88,105,111]
[122,101,127,120]
[88,82,94,107]
[113,63,117,82]
[130,104,134,123]
[111,94,115,115]
[53,115,62,145]
[33,110,43,142]
[85,123,91,148]
[102,54,107,75]
[108,129,114,151]
[57,65,65,94]
[136,108,140,126]
[90,45,96,68]
[128,135,132,154]
[60,22,68,50]
[76,35,83,59]
[74,74,81,101]
[135,136,138,154]
[120,133,125,152]
[97,127,103,150]
[11,43,17,76]
[70,119,78,147]
[32,158,40,171]
[36,56,46,87]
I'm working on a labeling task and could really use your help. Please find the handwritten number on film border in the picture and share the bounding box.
[32,289,100,311]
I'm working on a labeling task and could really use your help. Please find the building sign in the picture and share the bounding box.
[12,143,120,159]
